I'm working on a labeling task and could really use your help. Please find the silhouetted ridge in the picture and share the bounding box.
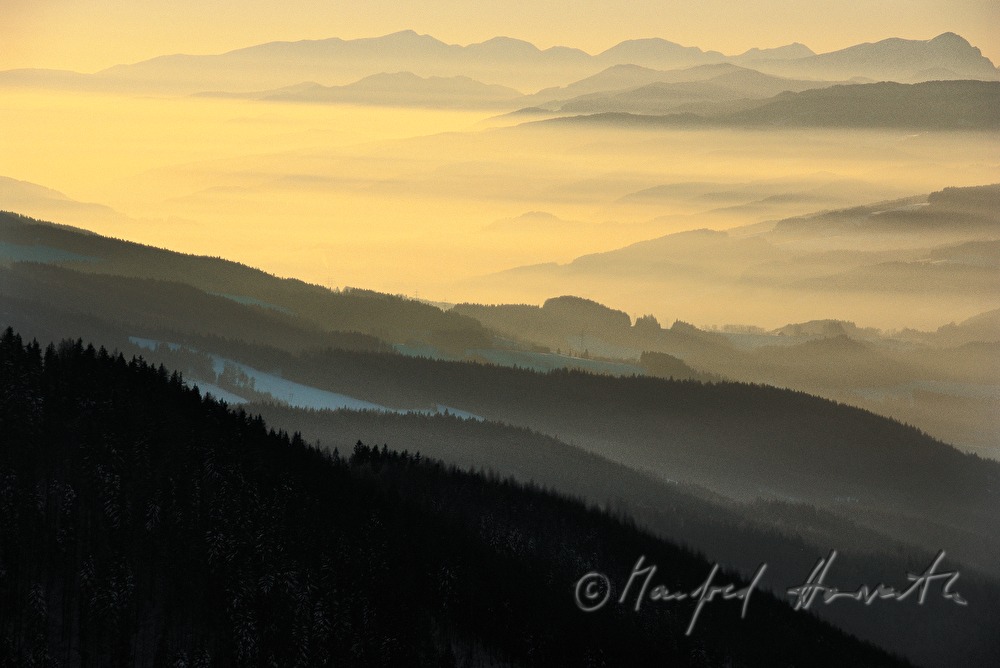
[541,80,1000,130]
[0,328,909,666]
[726,80,1000,129]
[0,210,491,353]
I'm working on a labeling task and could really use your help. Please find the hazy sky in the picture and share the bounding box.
[3,0,998,72]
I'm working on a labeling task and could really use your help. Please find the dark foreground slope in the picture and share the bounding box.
[0,329,906,667]
[249,405,1000,668]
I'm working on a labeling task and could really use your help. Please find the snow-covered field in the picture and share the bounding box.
[129,336,483,420]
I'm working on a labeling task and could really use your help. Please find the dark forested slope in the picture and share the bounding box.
[0,328,909,666]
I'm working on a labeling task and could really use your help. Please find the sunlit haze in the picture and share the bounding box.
[1,2,999,331]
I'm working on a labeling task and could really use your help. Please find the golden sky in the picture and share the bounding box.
[2,0,998,72]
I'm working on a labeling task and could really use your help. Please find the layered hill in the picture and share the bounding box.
[490,184,1000,300]
[2,211,997,547]
[0,210,490,354]
[3,209,1000,664]
[200,71,524,109]
[467,184,1000,454]
[726,80,1000,129]
[2,329,919,666]
[527,63,838,114]
[541,80,1000,130]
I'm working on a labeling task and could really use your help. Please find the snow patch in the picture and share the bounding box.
[128,336,484,420]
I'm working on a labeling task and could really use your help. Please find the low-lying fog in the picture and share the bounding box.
[2,90,998,329]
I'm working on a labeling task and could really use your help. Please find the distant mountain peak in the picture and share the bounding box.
[735,43,816,60]
[598,37,702,58]
[931,32,971,46]
[611,37,685,48]
[384,29,426,39]
[466,36,545,58]
[753,32,999,82]
[358,71,423,83]
[595,38,727,69]
[367,30,450,48]
[605,63,660,73]
[517,210,560,220]
[477,36,538,48]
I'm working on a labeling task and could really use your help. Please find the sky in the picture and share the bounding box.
[2,0,998,72]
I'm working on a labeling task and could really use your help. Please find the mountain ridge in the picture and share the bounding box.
[537,80,1000,130]
[755,31,999,81]
[198,71,524,108]
[3,30,995,94]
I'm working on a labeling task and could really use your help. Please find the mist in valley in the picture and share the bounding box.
[2,88,997,328]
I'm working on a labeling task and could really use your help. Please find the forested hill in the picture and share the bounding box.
[0,210,491,353]
[0,328,906,667]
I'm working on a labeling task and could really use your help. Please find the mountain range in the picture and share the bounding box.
[1,30,996,95]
